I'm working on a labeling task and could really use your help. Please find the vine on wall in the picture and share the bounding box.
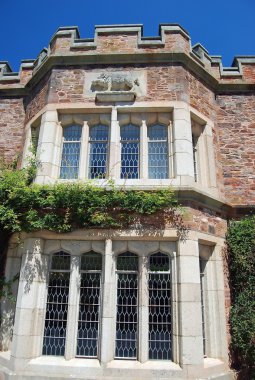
[0,158,183,297]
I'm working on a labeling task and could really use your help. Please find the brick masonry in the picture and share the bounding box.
[0,97,25,162]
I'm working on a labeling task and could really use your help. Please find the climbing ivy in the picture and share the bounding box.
[0,168,179,233]
[226,216,255,379]
[0,158,182,298]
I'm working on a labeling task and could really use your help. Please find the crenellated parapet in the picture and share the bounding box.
[0,24,255,92]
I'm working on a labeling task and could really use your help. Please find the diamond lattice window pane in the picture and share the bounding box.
[88,125,109,179]
[76,252,102,358]
[115,252,138,359]
[148,252,172,360]
[148,124,168,179]
[60,125,82,179]
[120,124,140,179]
[42,252,70,356]
[200,258,206,356]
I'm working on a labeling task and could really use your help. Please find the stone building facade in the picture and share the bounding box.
[0,24,254,380]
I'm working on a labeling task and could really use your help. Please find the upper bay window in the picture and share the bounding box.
[28,107,218,191]
[57,112,172,181]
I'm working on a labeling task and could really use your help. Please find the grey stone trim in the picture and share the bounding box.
[0,60,35,85]
[159,23,189,37]
[49,26,80,43]
[192,43,211,63]
[96,91,136,102]
[0,61,12,73]
[1,52,255,96]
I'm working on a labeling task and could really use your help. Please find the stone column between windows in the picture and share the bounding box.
[109,107,120,179]
[36,110,62,184]
[10,238,48,370]
[138,255,149,362]
[173,106,194,184]
[65,256,80,360]
[177,238,204,367]
[140,120,148,179]
[100,239,115,363]
[79,121,89,180]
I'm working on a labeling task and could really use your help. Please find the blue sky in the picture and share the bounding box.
[1,0,254,71]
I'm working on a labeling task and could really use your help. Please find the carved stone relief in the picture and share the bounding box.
[84,70,147,97]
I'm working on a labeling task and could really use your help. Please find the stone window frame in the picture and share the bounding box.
[39,240,177,364]
[22,102,218,195]
[57,111,174,182]
[190,111,217,191]
[2,231,229,377]
[198,242,228,361]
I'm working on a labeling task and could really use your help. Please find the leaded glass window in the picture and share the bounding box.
[200,258,206,357]
[31,126,40,153]
[76,252,102,358]
[43,252,71,356]
[88,125,109,179]
[192,133,198,182]
[60,125,82,179]
[120,124,140,179]
[148,252,171,360]
[148,124,168,179]
[115,252,138,359]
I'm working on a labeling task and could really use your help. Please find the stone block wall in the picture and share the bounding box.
[217,94,255,205]
[0,97,25,162]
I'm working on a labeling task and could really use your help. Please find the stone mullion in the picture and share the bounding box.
[100,239,115,363]
[140,120,148,179]
[79,121,89,179]
[108,107,120,179]
[138,255,149,363]
[65,255,80,360]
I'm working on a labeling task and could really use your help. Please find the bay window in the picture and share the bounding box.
[42,244,173,362]
[57,112,172,181]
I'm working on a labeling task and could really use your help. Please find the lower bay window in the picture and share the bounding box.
[4,236,228,373]
[42,243,174,362]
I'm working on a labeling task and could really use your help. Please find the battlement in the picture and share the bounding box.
[0,24,255,91]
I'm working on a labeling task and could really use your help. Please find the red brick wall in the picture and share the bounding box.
[217,94,255,205]
[24,72,51,123]
[0,97,25,162]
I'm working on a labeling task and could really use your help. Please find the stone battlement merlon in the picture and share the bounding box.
[0,23,255,92]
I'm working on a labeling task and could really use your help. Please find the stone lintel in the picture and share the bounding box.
[96,91,136,102]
